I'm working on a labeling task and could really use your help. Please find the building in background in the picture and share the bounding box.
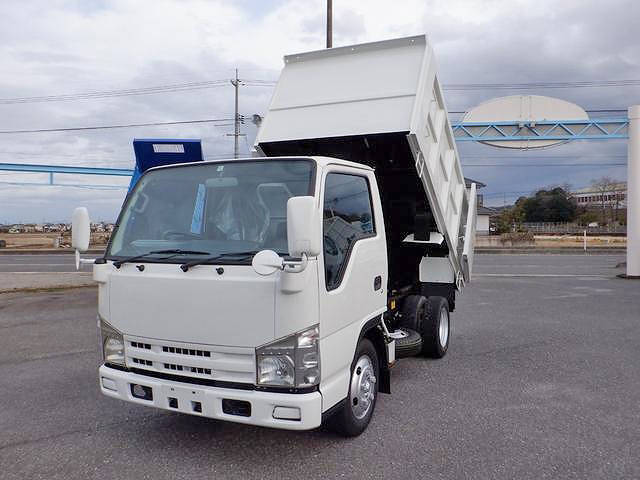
[572,182,627,208]
[476,205,498,235]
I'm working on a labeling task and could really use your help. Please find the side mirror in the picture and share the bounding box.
[287,196,320,257]
[252,250,283,276]
[72,207,90,253]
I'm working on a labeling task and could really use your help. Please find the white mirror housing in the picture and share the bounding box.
[72,207,91,252]
[287,196,320,257]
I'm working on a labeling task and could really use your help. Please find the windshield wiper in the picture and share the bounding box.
[179,251,259,272]
[113,249,211,268]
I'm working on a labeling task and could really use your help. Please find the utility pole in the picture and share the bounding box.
[326,0,332,48]
[231,69,240,159]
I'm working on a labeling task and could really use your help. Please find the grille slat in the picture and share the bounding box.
[162,346,211,357]
[131,357,153,366]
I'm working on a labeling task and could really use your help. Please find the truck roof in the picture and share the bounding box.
[145,155,373,174]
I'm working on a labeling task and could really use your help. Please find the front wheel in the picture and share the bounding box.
[329,338,379,437]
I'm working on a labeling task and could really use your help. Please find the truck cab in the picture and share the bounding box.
[79,35,476,436]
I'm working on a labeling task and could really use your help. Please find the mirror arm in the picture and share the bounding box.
[75,250,96,270]
[282,253,308,273]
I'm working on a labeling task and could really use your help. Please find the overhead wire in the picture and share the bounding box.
[0,80,229,104]
[442,79,640,91]
[0,118,234,134]
[0,79,276,105]
[0,77,636,105]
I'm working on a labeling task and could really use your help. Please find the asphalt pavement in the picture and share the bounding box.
[1,254,639,479]
[0,254,92,273]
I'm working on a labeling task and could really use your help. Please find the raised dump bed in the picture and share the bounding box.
[255,35,476,289]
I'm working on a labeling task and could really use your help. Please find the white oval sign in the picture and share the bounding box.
[462,95,589,149]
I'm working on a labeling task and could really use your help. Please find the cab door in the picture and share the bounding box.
[318,166,387,409]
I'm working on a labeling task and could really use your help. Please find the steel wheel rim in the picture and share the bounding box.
[438,308,449,347]
[349,354,377,420]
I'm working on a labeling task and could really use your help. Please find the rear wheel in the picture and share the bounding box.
[330,338,379,437]
[422,296,450,358]
[400,295,427,332]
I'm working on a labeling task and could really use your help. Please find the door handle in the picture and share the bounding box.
[373,275,382,291]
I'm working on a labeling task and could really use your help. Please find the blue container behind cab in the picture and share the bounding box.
[128,139,204,192]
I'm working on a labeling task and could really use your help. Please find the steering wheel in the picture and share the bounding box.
[161,230,200,240]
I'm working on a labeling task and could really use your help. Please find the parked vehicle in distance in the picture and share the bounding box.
[74,35,476,436]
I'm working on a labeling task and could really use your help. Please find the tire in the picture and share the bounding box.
[393,328,422,358]
[399,295,427,332]
[330,338,379,437]
[422,296,450,358]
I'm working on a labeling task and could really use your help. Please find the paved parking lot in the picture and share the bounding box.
[1,254,638,479]
[0,254,92,273]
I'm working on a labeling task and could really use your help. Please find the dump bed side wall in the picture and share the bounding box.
[407,42,472,282]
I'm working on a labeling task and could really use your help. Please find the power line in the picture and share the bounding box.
[442,79,640,91]
[0,79,276,105]
[0,118,234,134]
[2,76,634,106]
[0,80,229,104]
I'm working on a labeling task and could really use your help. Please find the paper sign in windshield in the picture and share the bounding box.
[190,184,206,234]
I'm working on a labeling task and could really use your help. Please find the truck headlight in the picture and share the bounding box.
[256,325,320,388]
[99,316,125,367]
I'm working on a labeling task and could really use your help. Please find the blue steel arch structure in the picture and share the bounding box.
[452,117,629,142]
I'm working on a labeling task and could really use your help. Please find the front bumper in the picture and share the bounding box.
[99,365,322,430]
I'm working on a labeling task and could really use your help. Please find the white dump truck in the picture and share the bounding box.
[74,35,476,436]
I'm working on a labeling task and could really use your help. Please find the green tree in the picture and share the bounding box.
[520,187,577,222]
[496,200,525,233]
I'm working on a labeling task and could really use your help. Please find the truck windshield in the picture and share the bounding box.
[106,159,315,262]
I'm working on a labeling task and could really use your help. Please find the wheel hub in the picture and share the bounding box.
[350,355,377,420]
[438,308,449,347]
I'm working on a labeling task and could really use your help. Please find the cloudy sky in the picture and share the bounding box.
[0,0,638,223]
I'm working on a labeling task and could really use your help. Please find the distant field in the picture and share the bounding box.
[534,235,626,248]
[464,234,626,249]
[0,233,108,249]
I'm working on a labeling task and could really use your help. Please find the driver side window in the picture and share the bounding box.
[323,173,375,290]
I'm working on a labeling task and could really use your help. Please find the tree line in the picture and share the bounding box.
[495,176,625,233]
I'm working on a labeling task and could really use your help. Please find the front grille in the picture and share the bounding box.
[124,335,255,384]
